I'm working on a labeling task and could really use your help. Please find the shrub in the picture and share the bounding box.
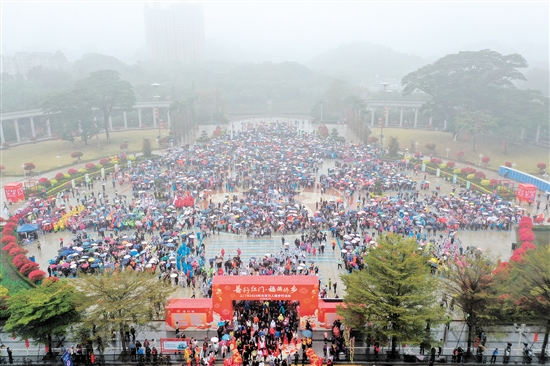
[414,152,421,158]
[519,217,533,228]
[453,169,461,175]
[460,167,476,175]
[505,162,512,167]
[9,247,28,257]
[368,137,378,143]
[55,172,65,180]
[521,242,536,250]
[482,156,490,164]
[467,174,475,180]
[50,179,58,186]
[28,270,47,283]
[537,162,547,171]
[23,162,36,172]
[63,173,71,179]
[128,155,136,161]
[71,151,83,160]
[425,143,436,150]
[490,179,498,186]
[474,171,486,179]
[19,262,39,276]
[480,180,491,186]
[39,177,50,184]
[85,163,96,170]
[446,161,456,168]
[13,254,29,269]
[99,158,110,166]
[456,151,464,158]
[439,164,447,169]
[1,235,16,244]
[68,168,78,175]
[42,277,59,284]
[2,242,18,252]
[77,168,87,174]
[519,231,535,242]
[430,157,442,164]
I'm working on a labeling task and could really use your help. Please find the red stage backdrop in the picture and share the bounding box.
[212,276,319,320]
[516,183,537,203]
[4,182,24,203]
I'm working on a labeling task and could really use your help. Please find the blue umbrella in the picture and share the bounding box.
[222,334,231,341]
[301,330,313,338]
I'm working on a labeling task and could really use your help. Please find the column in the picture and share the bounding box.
[123,111,128,129]
[535,125,541,144]
[429,117,433,127]
[46,119,52,137]
[443,120,448,131]
[138,108,142,126]
[167,110,171,128]
[414,108,418,128]
[30,117,36,137]
[0,122,5,145]
[370,108,375,127]
[109,116,113,130]
[385,108,389,127]
[14,119,21,142]
[399,107,403,127]
[152,108,157,127]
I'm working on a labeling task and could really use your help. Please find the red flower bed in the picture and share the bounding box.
[1,235,16,244]
[28,270,47,283]
[85,163,96,170]
[13,254,30,269]
[2,242,18,252]
[474,171,486,179]
[99,158,110,165]
[505,162,512,167]
[430,157,442,164]
[460,167,476,175]
[9,247,28,257]
[68,168,78,175]
[20,262,40,276]
[446,161,456,168]
[55,172,65,180]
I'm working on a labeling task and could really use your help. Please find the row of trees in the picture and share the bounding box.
[4,270,172,354]
[339,232,549,360]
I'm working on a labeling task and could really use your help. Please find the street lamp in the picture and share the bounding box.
[478,153,483,166]
[151,83,161,146]
[445,148,450,159]
[56,155,60,168]
[514,323,529,357]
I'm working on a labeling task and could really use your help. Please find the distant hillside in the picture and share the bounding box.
[306,42,426,84]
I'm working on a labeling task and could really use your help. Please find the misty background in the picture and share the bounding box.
[1,1,549,115]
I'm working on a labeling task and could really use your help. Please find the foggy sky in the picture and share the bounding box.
[2,1,548,66]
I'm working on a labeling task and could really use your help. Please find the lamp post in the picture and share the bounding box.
[445,148,450,159]
[56,155,60,168]
[514,323,529,357]
[151,83,161,146]
[478,153,483,166]
[380,82,390,153]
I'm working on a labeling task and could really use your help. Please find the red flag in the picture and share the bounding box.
[534,333,539,342]
[91,353,95,363]
[24,339,29,348]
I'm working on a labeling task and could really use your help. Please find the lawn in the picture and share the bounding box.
[378,128,549,175]
[0,129,162,176]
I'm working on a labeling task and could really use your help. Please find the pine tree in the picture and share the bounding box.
[338,234,444,359]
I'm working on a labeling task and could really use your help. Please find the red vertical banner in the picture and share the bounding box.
[534,333,539,343]
[24,339,29,348]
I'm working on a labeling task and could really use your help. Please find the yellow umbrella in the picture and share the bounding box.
[88,258,95,262]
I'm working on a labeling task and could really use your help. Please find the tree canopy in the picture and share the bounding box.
[4,279,81,350]
[338,234,444,358]
[443,252,498,355]
[401,49,548,144]
[76,269,172,352]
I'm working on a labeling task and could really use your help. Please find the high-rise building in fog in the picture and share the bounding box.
[144,3,205,64]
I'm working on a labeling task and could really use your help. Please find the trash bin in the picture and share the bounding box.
[511,243,517,250]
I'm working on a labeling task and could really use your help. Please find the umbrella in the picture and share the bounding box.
[301,330,313,338]
[222,334,231,341]
[170,273,178,278]
[218,321,226,326]
[211,337,219,343]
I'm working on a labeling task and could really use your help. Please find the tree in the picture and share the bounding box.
[76,269,172,353]
[504,245,550,362]
[142,138,152,157]
[402,50,528,136]
[4,279,81,353]
[75,70,136,143]
[454,110,497,150]
[388,136,400,157]
[170,98,195,145]
[443,253,498,357]
[338,234,444,358]
[325,80,349,120]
